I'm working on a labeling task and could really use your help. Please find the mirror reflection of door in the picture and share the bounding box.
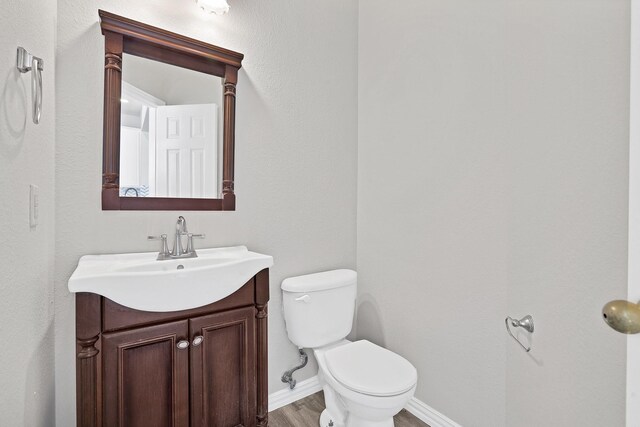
[119,54,222,199]
[156,104,217,198]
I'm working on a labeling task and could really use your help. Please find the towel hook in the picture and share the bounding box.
[16,47,44,124]
[505,315,534,352]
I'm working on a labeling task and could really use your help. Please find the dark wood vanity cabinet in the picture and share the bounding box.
[102,320,190,427]
[76,269,269,427]
[190,307,256,426]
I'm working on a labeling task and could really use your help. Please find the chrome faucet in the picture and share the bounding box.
[173,216,187,257]
[148,216,205,260]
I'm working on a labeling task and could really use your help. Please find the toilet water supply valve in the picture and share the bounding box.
[281,348,308,389]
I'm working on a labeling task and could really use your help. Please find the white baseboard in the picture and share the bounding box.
[269,375,461,427]
[268,376,323,412]
[405,397,462,427]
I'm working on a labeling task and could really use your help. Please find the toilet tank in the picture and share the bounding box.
[282,269,357,349]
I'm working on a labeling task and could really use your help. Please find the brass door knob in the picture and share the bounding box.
[602,300,640,334]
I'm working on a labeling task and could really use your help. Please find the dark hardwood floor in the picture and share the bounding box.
[269,392,430,427]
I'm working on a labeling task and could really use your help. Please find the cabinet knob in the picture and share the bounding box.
[192,335,204,346]
[176,340,190,350]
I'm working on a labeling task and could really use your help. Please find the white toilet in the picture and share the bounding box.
[282,269,417,427]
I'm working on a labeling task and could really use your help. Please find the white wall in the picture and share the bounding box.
[55,0,358,425]
[0,0,56,426]
[503,1,628,426]
[358,1,628,426]
[358,2,510,424]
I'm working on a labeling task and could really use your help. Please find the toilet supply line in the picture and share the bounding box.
[281,348,308,389]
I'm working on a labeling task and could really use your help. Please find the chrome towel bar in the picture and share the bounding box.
[16,47,44,124]
[505,315,534,352]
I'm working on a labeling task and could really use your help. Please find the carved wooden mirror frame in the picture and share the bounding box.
[99,10,243,210]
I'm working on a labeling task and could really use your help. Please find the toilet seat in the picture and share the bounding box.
[324,340,417,397]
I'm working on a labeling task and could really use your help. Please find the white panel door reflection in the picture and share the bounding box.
[156,104,217,198]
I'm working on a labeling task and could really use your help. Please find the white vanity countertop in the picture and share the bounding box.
[68,246,273,312]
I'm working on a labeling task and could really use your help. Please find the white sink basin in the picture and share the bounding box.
[68,246,273,312]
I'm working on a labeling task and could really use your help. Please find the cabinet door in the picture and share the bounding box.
[102,320,190,427]
[190,307,257,427]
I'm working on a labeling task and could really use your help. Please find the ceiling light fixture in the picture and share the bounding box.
[196,0,230,15]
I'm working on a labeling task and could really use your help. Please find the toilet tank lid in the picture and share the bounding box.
[281,269,357,292]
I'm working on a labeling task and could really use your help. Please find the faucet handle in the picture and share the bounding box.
[147,234,168,241]
[186,233,205,254]
[148,234,170,259]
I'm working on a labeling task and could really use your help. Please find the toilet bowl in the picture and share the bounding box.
[281,270,417,427]
[315,340,417,427]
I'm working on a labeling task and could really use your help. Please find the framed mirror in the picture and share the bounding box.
[99,10,243,210]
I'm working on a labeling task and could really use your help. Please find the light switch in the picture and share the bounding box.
[29,184,39,228]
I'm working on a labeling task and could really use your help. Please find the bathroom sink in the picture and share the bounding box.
[68,246,273,312]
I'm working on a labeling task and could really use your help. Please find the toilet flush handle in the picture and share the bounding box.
[295,295,311,303]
